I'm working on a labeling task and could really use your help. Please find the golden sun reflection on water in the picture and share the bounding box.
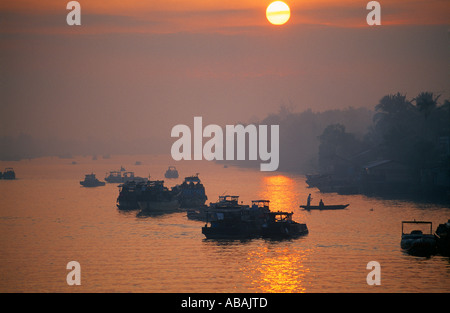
[239,175,311,293]
[259,175,298,212]
[244,245,311,293]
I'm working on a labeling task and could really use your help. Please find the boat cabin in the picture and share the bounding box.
[401,220,433,236]
[251,200,270,209]
[265,211,294,223]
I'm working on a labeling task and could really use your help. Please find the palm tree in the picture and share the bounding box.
[413,92,440,119]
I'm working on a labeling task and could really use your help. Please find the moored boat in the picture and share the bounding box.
[164,166,179,179]
[2,168,16,180]
[80,173,105,187]
[137,180,179,214]
[105,170,147,184]
[261,211,308,239]
[188,195,247,222]
[401,221,436,257]
[116,181,146,211]
[202,198,308,240]
[172,174,208,208]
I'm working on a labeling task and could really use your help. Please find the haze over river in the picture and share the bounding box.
[0,155,449,292]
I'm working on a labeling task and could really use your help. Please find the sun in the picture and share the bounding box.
[266,1,290,26]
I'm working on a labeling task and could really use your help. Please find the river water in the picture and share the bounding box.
[0,155,449,293]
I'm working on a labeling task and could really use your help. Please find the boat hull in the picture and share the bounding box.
[80,181,105,187]
[137,199,180,213]
[202,223,257,240]
[300,204,349,211]
[401,234,436,257]
[261,222,308,239]
[117,201,139,211]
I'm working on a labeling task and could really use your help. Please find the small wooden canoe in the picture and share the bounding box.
[300,204,349,211]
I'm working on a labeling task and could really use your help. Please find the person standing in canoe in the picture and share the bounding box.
[307,194,312,207]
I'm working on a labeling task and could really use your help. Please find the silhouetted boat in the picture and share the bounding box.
[80,173,105,187]
[187,195,245,221]
[105,170,147,184]
[300,204,349,211]
[202,199,308,240]
[261,211,308,239]
[201,198,265,239]
[116,181,146,211]
[435,219,450,257]
[137,180,179,213]
[2,168,15,180]
[164,166,179,179]
[401,221,436,257]
[172,174,207,208]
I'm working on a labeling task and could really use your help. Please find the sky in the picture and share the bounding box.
[1,0,449,152]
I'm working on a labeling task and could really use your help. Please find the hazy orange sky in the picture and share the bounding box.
[1,1,449,151]
[2,0,449,34]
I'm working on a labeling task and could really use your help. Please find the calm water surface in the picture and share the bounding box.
[0,155,449,293]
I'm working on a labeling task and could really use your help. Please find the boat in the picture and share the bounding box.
[164,166,179,179]
[2,168,16,180]
[80,173,105,187]
[172,174,208,208]
[136,180,179,214]
[201,198,264,239]
[105,170,147,184]
[261,211,308,239]
[401,221,436,257]
[300,204,349,211]
[188,195,245,222]
[435,219,450,257]
[116,181,146,211]
[201,198,308,240]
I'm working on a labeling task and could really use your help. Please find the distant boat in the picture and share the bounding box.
[401,221,436,257]
[172,174,207,208]
[105,170,147,184]
[2,168,16,180]
[80,173,105,187]
[164,166,179,179]
[300,204,349,211]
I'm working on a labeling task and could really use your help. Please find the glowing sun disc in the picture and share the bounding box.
[266,1,290,25]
